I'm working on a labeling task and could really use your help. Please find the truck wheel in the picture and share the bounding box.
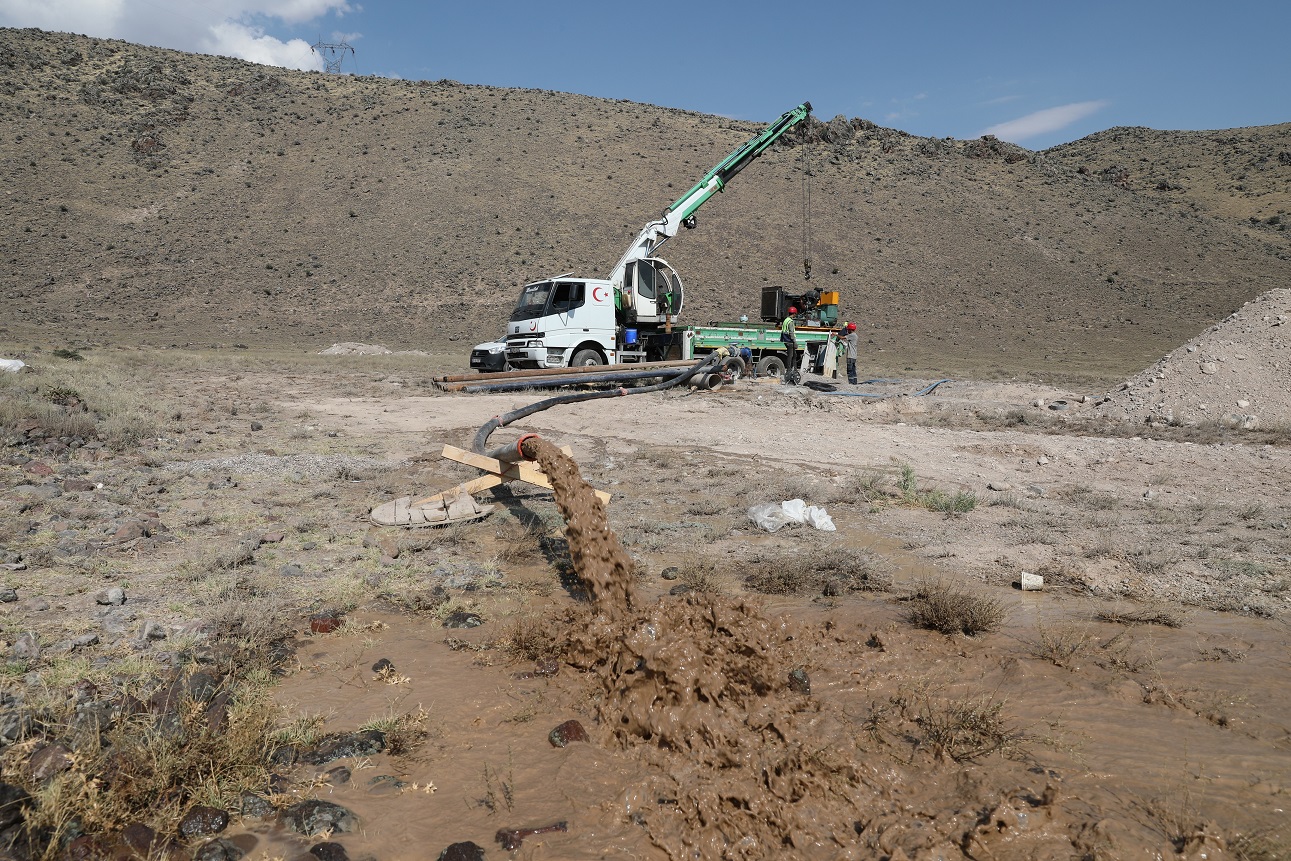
[755,355,786,378]
[570,349,604,367]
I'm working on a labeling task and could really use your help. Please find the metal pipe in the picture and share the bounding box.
[474,354,719,455]
[435,359,694,385]
[461,367,690,394]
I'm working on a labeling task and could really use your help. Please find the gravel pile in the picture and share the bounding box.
[1099,289,1291,428]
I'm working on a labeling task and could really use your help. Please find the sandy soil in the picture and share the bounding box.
[2,342,1289,860]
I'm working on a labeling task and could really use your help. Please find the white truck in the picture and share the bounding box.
[503,102,813,370]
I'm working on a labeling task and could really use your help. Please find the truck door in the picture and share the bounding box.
[550,281,585,323]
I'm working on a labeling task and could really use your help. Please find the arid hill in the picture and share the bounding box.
[2,28,1289,385]
[1046,123,1291,226]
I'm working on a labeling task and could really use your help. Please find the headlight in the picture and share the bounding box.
[488,344,505,354]
[527,340,544,348]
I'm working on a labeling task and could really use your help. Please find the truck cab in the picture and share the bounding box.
[505,277,615,368]
[504,259,684,369]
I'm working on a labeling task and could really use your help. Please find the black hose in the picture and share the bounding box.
[462,366,692,394]
[473,354,719,455]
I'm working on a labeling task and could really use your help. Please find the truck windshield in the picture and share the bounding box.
[512,281,553,322]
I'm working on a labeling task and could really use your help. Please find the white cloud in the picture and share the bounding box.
[0,0,124,34]
[981,100,1109,143]
[205,21,320,70]
[0,0,355,69]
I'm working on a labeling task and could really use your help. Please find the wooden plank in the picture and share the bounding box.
[440,444,611,505]
[410,474,504,507]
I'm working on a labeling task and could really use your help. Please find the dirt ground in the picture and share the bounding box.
[1,345,1289,860]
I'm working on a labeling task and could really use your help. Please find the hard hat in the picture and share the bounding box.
[788,306,798,314]
[847,322,857,331]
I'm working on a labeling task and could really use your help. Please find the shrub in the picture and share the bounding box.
[914,695,1024,762]
[903,579,1005,636]
[745,545,893,596]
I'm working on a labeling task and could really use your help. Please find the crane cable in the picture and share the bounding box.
[800,137,814,281]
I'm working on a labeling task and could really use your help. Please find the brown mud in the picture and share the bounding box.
[255,435,1289,860]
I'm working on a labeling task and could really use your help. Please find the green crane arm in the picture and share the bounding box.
[669,101,812,224]
[607,101,812,285]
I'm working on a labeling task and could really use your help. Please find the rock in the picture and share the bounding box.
[442,611,483,629]
[121,823,169,858]
[282,800,358,836]
[23,597,49,612]
[1200,362,1217,375]
[11,633,39,662]
[1240,414,1259,430]
[27,742,71,782]
[310,843,350,861]
[113,521,146,541]
[367,774,408,793]
[279,564,305,578]
[95,587,126,606]
[1047,400,1069,411]
[260,532,285,544]
[1032,398,1045,408]
[178,805,229,839]
[137,621,167,642]
[239,792,275,819]
[63,479,95,492]
[438,842,486,861]
[24,461,53,477]
[371,658,394,675]
[660,566,680,580]
[548,719,589,748]
[787,668,811,695]
[1143,489,1158,500]
[0,588,16,603]
[309,612,344,634]
[987,481,1013,492]
[298,730,387,765]
[1237,400,1250,409]
[0,783,32,831]
[192,838,244,861]
[1036,456,1049,465]
[250,422,263,432]
[323,766,352,785]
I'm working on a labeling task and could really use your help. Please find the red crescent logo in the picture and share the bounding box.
[592,286,608,303]
[529,322,537,331]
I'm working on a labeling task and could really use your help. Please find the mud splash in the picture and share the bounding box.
[523,435,876,857]
[522,436,636,616]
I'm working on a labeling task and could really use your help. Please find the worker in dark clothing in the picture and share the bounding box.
[780,307,798,383]
[844,321,858,385]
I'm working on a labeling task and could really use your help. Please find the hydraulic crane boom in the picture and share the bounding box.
[606,101,812,287]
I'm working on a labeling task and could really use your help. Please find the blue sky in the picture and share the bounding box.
[3,0,1287,149]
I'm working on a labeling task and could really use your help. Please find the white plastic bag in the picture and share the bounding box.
[0,359,25,374]
[748,499,836,532]
[805,506,836,532]
[748,502,794,533]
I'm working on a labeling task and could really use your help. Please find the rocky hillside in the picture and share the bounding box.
[1046,123,1291,227]
[2,28,1289,384]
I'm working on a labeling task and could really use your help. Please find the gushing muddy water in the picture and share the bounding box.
[249,440,1291,860]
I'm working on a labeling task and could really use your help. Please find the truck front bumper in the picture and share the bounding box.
[506,344,565,369]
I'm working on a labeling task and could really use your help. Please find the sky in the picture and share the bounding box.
[2,0,1288,149]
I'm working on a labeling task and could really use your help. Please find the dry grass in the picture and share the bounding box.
[744,545,893,597]
[902,578,1006,636]
[1027,623,1095,669]
[1095,601,1190,628]
[912,694,1025,762]
[0,356,168,449]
